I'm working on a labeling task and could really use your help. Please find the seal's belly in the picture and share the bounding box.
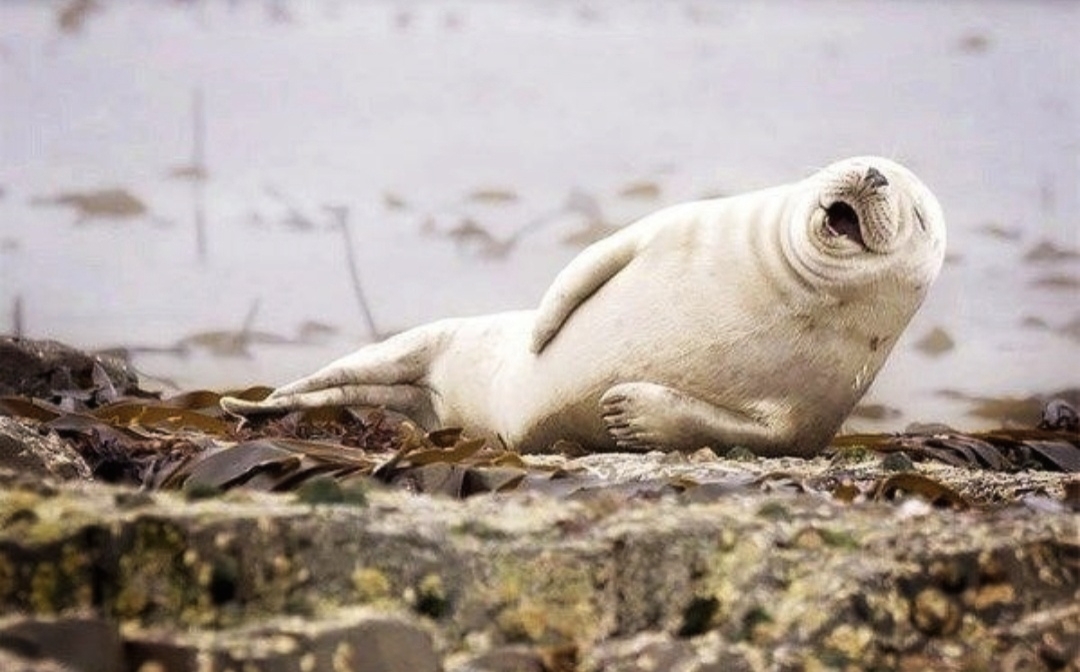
[511,253,808,451]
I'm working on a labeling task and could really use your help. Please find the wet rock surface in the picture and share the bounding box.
[0,337,140,403]
[124,608,440,672]
[0,614,123,672]
[0,417,90,481]
[0,470,1076,671]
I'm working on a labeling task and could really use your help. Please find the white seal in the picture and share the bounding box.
[222,156,946,457]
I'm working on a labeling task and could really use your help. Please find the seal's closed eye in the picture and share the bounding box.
[825,201,865,248]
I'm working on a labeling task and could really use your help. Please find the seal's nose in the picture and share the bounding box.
[864,166,889,189]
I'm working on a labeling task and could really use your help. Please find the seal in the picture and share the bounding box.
[221,156,946,456]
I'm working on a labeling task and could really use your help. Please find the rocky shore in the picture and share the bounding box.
[0,337,1077,671]
[0,464,1076,672]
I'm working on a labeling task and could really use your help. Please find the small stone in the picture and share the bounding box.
[823,624,873,660]
[125,609,439,672]
[1064,479,1080,511]
[1039,398,1079,432]
[904,422,956,435]
[660,450,688,465]
[789,528,827,550]
[968,583,1014,611]
[0,615,124,672]
[332,615,439,672]
[687,447,719,463]
[114,491,155,509]
[927,560,967,592]
[881,452,915,472]
[911,587,961,636]
[0,417,90,481]
[724,446,756,461]
[0,648,69,672]
[586,632,696,672]
[0,336,139,401]
[829,446,874,466]
[451,646,546,672]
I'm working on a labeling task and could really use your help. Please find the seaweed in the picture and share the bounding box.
[0,375,1076,509]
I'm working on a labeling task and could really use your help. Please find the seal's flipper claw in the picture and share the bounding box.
[219,395,290,416]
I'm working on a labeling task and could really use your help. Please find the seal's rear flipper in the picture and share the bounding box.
[219,324,444,423]
[219,395,282,415]
[221,383,436,426]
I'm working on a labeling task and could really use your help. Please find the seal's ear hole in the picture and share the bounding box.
[825,202,864,246]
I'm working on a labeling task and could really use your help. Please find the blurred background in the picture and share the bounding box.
[0,0,1076,433]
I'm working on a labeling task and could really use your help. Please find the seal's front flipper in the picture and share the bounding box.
[599,382,796,456]
[531,229,640,354]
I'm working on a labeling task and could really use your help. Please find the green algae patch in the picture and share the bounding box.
[29,562,61,613]
[0,536,99,614]
[488,548,606,645]
[351,566,392,603]
[828,445,876,466]
[0,487,107,614]
[295,476,369,507]
[0,488,100,546]
[817,527,860,550]
[755,501,790,520]
[114,517,200,623]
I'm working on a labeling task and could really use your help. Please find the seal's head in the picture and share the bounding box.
[786,156,947,294]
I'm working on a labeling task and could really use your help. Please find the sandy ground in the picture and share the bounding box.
[0,0,1077,432]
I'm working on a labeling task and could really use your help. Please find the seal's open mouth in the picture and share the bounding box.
[824,201,867,249]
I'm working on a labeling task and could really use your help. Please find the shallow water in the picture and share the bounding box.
[1,0,1077,432]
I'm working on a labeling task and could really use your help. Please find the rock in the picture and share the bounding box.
[904,421,956,435]
[0,477,1076,671]
[0,336,139,403]
[0,650,69,672]
[0,417,90,480]
[880,451,915,472]
[0,614,123,672]
[448,645,548,672]
[911,587,961,636]
[586,631,762,672]
[1040,398,1079,432]
[586,632,697,671]
[124,608,439,672]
